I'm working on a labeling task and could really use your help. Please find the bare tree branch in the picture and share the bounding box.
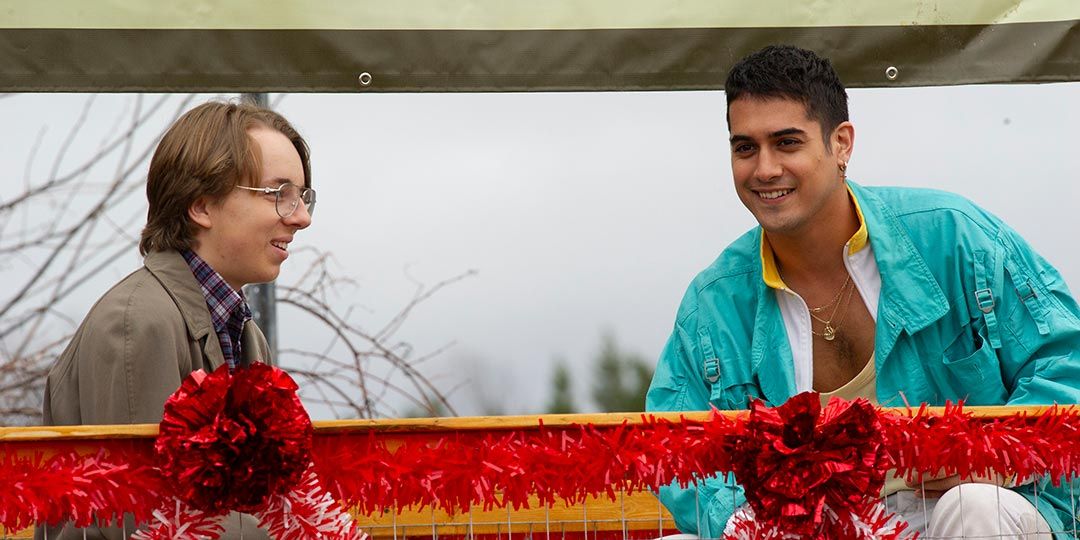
[0,94,177,215]
[0,94,471,425]
[275,250,474,418]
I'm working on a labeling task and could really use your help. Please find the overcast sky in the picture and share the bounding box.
[2,83,1077,418]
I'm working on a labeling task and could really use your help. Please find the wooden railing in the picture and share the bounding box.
[0,406,1058,540]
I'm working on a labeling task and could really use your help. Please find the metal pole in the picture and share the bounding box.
[241,92,277,364]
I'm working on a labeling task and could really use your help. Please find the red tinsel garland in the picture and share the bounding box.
[880,401,1080,486]
[0,446,163,530]
[131,499,226,540]
[308,403,1080,516]
[255,465,368,540]
[5,391,1080,538]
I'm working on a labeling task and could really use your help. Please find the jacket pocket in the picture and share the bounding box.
[941,329,1008,405]
[699,328,763,410]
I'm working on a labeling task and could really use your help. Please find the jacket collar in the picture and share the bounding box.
[848,181,950,335]
[144,250,225,370]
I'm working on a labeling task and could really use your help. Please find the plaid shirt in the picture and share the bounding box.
[181,250,252,370]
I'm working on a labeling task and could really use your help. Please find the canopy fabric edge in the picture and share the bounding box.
[2,20,1077,92]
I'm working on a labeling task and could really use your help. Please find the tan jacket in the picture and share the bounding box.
[41,250,273,539]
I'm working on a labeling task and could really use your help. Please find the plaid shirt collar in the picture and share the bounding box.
[181,250,252,370]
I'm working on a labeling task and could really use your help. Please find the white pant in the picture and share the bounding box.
[890,484,1053,539]
[667,485,1057,539]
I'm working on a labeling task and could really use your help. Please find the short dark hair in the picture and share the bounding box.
[724,45,849,141]
[139,101,311,255]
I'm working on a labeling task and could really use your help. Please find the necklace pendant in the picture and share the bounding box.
[823,324,836,341]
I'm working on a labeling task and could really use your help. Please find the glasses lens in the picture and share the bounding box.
[302,188,316,217]
[276,183,299,218]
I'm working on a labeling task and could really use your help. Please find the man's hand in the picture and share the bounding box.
[907,472,1011,499]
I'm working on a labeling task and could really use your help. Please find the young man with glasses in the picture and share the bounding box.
[40,101,314,540]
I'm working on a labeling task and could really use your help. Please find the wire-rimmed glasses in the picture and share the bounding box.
[235,183,316,218]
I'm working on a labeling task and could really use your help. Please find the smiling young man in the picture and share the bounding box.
[647,45,1080,538]
[41,101,314,539]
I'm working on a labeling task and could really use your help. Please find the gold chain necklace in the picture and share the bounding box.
[810,278,855,341]
[807,275,851,315]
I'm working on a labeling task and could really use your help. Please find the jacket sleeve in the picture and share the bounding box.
[977,225,1080,536]
[647,313,746,536]
[991,226,1080,406]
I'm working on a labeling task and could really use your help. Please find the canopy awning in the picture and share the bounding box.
[3,0,1078,92]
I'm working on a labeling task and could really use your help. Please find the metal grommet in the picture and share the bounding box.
[885,66,899,80]
[358,72,373,87]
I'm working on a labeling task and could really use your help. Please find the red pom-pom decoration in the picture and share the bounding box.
[155,362,314,514]
[724,393,896,538]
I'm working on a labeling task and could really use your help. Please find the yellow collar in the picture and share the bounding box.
[761,185,869,290]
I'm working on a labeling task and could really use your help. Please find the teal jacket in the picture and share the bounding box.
[646,182,1080,537]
